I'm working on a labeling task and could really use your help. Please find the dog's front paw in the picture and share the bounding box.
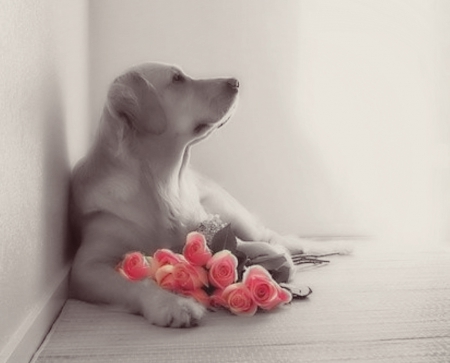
[143,289,206,328]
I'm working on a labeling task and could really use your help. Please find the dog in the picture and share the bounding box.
[70,62,345,328]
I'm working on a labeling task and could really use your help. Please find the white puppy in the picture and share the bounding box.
[70,62,341,328]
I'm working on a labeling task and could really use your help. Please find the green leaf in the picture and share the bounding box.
[209,223,237,254]
[279,283,313,299]
[235,249,249,281]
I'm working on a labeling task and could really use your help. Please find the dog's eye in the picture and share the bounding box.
[172,73,185,83]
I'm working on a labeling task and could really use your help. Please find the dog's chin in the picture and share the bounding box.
[193,101,237,135]
[193,122,213,135]
[193,118,228,134]
[193,115,231,136]
[187,117,229,147]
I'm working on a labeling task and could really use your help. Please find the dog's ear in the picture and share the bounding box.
[106,71,167,135]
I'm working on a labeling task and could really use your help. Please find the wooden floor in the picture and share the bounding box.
[32,240,450,363]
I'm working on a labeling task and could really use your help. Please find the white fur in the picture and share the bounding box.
[70,62,347,328]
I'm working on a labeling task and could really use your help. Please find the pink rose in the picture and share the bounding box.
[153,249,185,267]
[154,265,178,291]
[183,232,212,266]
[221,283,258,316]
[172,262,208,291]
[206,250,238,290]
[116,252,151,281]
[182,289,210,308]
[243,265,292,310]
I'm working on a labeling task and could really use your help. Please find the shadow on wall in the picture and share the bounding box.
[40,68,73,289]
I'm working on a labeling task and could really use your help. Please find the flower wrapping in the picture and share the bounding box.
[116,221,299,316]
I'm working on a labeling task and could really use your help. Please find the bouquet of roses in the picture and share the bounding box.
[116,220,312,316]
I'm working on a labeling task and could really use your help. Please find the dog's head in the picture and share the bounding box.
[105,62,239,154]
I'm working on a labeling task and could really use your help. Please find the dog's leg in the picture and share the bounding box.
[195,173,270,242]
[70,217,205,328]
[267,234,354,256]
[196,172,353,261]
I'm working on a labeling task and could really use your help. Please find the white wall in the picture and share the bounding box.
[297,0,450,244]
[0,1,89,361]
[89,0,450,244]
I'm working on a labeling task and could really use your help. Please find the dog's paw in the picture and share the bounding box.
[270,235,354,256]
[143,290,206,328]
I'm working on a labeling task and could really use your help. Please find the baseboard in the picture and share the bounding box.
[0,265,70,363]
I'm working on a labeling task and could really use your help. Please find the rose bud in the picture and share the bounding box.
[183,232,212,266]
[172,262,208,291]
[206,250,238,290]
[154,265,179,291]
[221,283,258,316]
[116,252,152,281]
[243,265,292,310]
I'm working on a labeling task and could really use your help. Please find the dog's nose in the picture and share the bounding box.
[226,78,239,90]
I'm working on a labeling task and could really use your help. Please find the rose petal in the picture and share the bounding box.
[154,249,186,266]
[209,289,227,310]
[277,286,293,304]
[242,264,272,283]
[182,289,210,308]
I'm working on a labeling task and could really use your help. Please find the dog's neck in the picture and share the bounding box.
[144,144,191,193]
